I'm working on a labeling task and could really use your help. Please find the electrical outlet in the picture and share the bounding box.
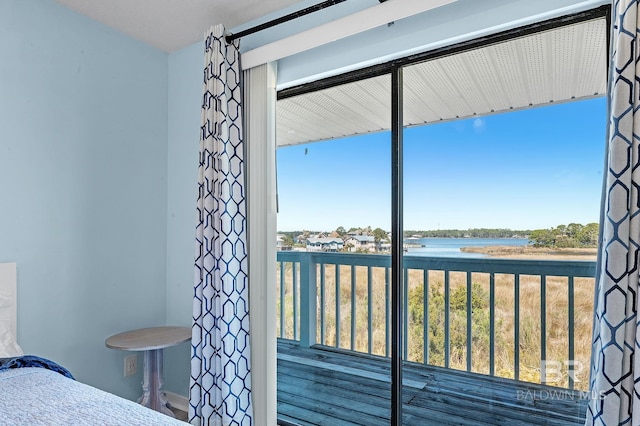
[124,354,137,377]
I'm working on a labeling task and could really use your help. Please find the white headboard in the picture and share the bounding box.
[0,263,22,356]
[0,263,18,341]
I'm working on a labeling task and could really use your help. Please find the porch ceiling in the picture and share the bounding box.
[276,17,607,147]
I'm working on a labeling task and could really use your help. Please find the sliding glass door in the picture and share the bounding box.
[273,6,608,425]
[276,75,393,425]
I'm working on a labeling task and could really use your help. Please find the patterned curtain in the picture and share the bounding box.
[190,25,253,426]
[586,1,640,424]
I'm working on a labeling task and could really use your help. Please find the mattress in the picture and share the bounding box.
[0,367,188,425]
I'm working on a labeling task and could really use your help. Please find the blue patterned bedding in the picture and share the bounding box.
[0,355,74,379]
[0,357,187,425]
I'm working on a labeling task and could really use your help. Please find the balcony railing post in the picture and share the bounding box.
[299,253,317,348]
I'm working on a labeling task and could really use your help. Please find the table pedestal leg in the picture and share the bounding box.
[137,349,174,417]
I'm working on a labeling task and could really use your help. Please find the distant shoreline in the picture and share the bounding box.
[460,245,598,260]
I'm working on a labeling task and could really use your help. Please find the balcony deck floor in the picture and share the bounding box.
[277,340,588,426]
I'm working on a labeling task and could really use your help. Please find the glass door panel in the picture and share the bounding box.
[402,17,606,424]
[276,74,392,425]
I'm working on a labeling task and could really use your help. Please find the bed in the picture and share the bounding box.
[0,263,187,425]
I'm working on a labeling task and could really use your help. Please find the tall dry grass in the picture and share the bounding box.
[276,260,594,390]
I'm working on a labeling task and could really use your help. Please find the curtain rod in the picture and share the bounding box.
[225,0,348,43]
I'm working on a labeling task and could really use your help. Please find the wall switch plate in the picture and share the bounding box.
[124,354,137,377]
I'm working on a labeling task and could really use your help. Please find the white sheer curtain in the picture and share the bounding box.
[244,63,278,426]
[190,24,253,426]
[586,1,640,424]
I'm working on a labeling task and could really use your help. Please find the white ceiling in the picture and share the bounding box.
[277,17,607,146]
[55,0,303,52]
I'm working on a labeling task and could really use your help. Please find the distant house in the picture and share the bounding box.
[276,235,292,251]
[345,235,376,252]
[306,238,344,252]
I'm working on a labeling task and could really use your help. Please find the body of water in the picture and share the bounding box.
[404,237,529,258]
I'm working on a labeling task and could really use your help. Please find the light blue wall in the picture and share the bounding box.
[164,41,202,396]
[0,0,168,400]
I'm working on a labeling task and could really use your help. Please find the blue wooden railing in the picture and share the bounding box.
[276,250,596,390]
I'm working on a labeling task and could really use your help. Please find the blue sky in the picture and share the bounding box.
[276,97,607,232]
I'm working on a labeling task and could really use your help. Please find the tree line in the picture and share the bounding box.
[404,228,530,239]
[280,223,600,248]
[528,223,598,248]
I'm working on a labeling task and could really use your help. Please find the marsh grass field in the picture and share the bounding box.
[277,246,596,391]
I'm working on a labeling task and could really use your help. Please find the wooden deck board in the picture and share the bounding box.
[277,340,588,426]
[278,377,390,419]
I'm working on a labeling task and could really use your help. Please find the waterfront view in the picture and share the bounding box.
[275,98,603,394]
[279,230,598,260]
[404,237,529,258]
[407,237,598,260]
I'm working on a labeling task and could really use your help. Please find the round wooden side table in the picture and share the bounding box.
[106,326,190,417]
